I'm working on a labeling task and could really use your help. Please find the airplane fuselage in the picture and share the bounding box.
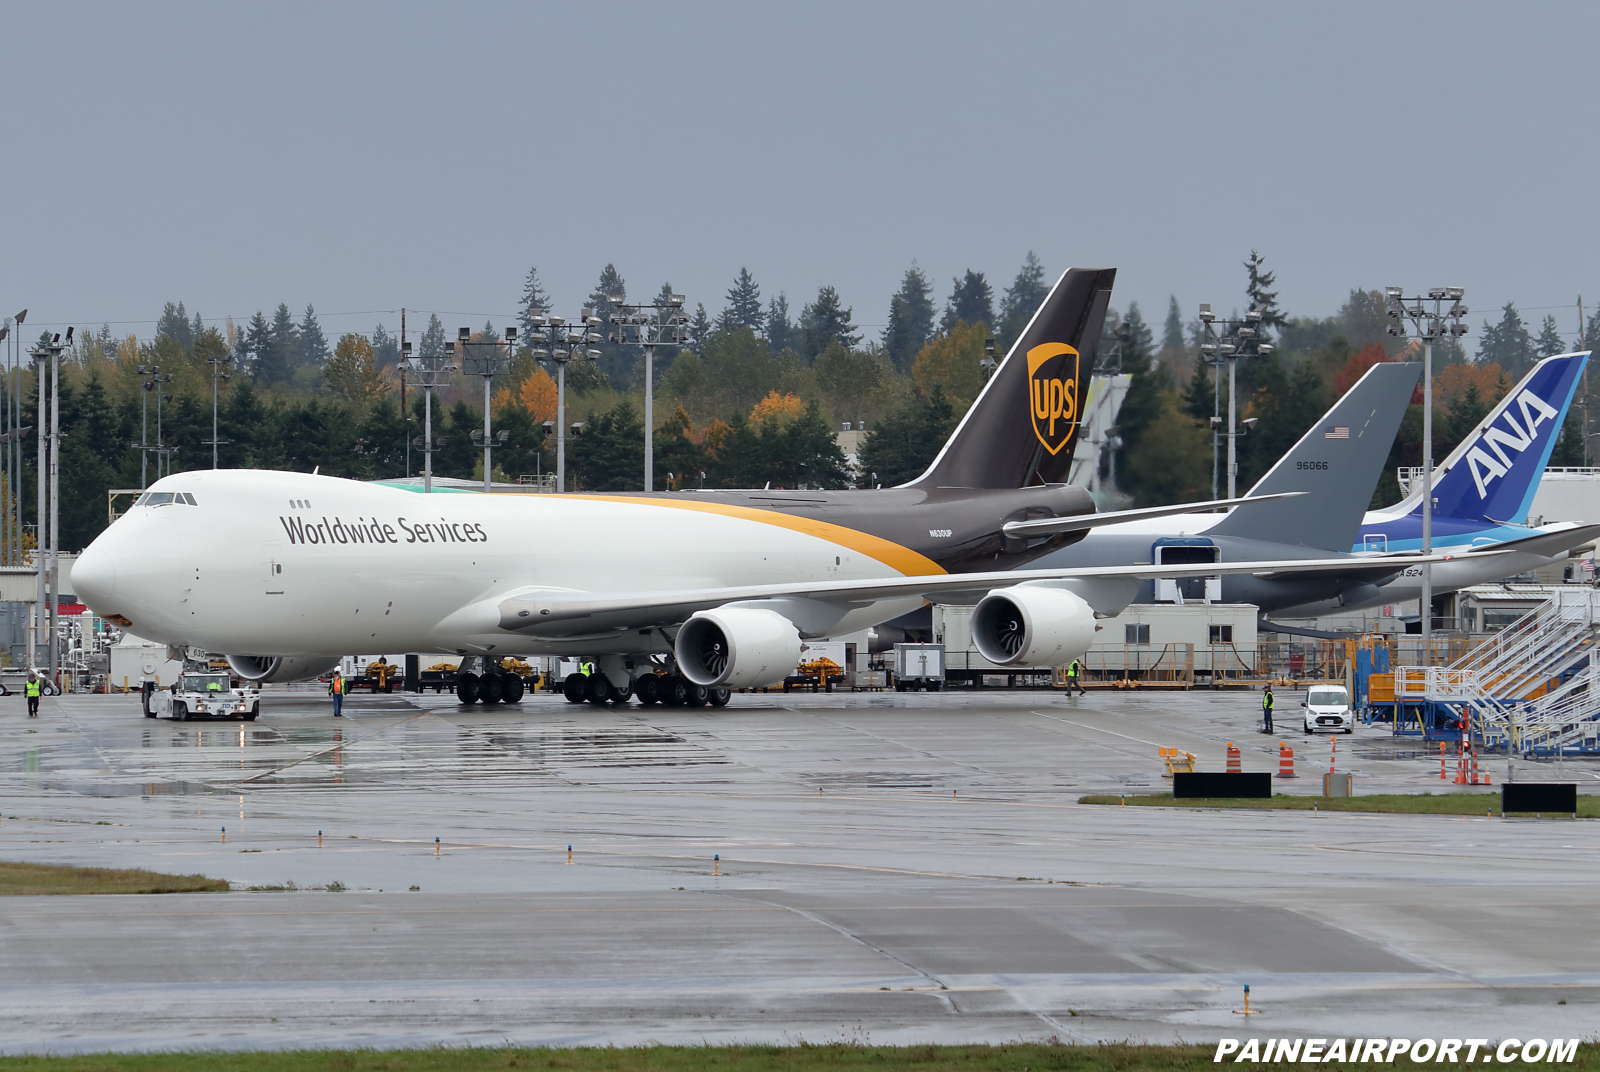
[74,470,1092,658]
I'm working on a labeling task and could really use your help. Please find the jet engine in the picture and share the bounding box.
[971,585,1097,666]
[676,606,802,689]
[226,655,344,684]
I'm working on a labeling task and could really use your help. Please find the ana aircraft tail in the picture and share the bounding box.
[1207,360,1422,550]
[1413,352,1588,524]
[906,267,1115,490]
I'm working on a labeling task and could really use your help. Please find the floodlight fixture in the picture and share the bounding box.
[458,327,471,341]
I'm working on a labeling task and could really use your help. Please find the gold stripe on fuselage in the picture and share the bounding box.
[572,495,947,578]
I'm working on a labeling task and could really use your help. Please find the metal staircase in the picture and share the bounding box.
[1395,588,1600,755]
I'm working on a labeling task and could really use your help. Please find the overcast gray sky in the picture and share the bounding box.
[5,2,1595,347]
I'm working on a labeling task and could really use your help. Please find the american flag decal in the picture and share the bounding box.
[1325,425,1350,439]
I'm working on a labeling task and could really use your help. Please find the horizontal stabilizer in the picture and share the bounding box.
[1464,522,1600,558]
[1002,492,1305,538]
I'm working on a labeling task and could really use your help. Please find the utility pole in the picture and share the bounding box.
[405,328,455,493]
[1387,287,1469,660]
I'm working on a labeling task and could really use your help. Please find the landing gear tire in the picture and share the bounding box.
[660,675,688,707]
[635,674,660,705]
[708,686,731,707]
[684,683,710,708]
[608,683,631,704]
[563,673,588,703]
[586,674,611,705]
[479,672,504,705]
[501,673,525,704]
[456,672,481,705]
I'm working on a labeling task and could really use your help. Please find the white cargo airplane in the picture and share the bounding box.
[72,269,1462,708]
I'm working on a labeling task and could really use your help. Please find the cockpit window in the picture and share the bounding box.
[135,491,196,507]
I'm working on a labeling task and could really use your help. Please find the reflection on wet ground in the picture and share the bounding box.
[0,691,753,798]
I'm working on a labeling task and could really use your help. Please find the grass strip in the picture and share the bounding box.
[0,860,228,895]
[1078,791,1598,817]
[0,1045,1597,1072]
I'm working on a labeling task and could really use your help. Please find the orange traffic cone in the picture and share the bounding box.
[1226,742,1242,773]
[1277,742,1296,778]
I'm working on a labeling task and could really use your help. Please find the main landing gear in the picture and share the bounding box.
[562,671,729,708]
[456,668,526,705]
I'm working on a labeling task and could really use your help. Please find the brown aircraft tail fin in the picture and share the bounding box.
[904,267,1115,490]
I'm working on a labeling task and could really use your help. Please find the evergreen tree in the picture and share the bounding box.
[1182,354,1216,423]
[420,313,447,360]
[883,266,935,373]
[1477,303,1536,378]
[723,267,762,332]
[190,310,205,348]
[156,301,194,357]
[371,324,401,369]
[766,293,795,353]
[1582,307,1600,353]
[857,385,956,486]
[1243,250,1286,340]
[1161,296,1185,353]
[941,270,994,333]
[997,253,1048,348]
[295,304,329,370]
[569,400,645,491]
[241,311,272,383]
[1536,314,1567,358]
[588,263,627,322]
[690,303,712,350]
[517,266,551,343]
[801,285,859,361]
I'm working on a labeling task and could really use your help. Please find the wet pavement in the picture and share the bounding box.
[0,686,1596,1051]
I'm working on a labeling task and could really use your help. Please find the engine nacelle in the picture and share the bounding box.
[676,606,802,689]
[972,585,1097,666]
[226,655,343,684]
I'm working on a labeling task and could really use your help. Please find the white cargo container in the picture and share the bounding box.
[892,643,944,691]
[108,632,182,690]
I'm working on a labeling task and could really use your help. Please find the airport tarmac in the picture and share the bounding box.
[0,685,1597,1053]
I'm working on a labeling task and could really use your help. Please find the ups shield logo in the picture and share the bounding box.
[1026,342,1080,455]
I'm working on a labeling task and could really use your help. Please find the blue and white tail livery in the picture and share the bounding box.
[1356,352,1589,553]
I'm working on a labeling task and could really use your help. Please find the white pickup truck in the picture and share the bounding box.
[145,672,260,721]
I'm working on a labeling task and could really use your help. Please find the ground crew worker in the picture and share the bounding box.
[24,672,40,717]
[329,669,345,717]
[1261,684,1275,734]
[1065,658,1086,696]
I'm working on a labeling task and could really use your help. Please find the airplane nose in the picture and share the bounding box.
[73,544,118,609]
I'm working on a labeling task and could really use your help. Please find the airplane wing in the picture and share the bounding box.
[1464,522,1600,558]
[487,550,1484,636]
[1001,492,1305,537]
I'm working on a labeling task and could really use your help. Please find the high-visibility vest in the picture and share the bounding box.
[1263,692,1274,710]
[25,679,40,698]
[330,677,344,695]
[1068,661,1080,678]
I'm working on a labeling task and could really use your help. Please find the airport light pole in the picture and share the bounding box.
[607,295,689,491]
[460,325,513,494]
[1197,304,1275,500]
[9,310,25,566]
[526,311,602,493]
[28,329,68,678]
[1387,287,1469,658]
[407,339,457,494]
[205,352,230,468]
[0,320,9,566]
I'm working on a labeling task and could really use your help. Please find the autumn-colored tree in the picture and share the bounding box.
[1435,360,1509,413]
[324,334,386,403]
[912,320,988,410]
[749,389,806,426]
[1332,342,1390,397]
